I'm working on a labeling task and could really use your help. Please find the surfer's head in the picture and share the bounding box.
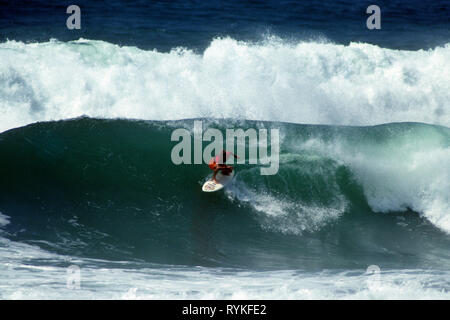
[208,158,217,170]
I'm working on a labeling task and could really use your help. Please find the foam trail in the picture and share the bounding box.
[0,38,449,133]
[225,165,347,235]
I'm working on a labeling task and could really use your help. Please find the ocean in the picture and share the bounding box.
[0,0,449,299]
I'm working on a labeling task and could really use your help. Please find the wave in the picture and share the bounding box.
[0,118,449,269]
[0,37,449,133]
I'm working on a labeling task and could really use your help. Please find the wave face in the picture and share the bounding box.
[0,38,449,133]
[0,118,449,270]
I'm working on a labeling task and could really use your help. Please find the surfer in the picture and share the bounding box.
[208,150,238,183]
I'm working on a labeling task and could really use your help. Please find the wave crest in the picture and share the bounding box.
[0,38,449,133]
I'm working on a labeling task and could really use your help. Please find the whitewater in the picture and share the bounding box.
[0,37,449,133]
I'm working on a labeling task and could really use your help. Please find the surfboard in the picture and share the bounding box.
[202,171,234,192]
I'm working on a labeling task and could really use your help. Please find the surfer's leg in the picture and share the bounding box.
[221,166,233,175]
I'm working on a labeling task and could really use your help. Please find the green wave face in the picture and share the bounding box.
[0,118,449,270]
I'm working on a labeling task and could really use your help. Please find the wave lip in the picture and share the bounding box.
[286,122,450,234]
[0,38,449,133]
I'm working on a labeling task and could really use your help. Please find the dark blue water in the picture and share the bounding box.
[1,0,449,51]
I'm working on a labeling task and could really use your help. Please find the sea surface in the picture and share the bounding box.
[0,0,449,299]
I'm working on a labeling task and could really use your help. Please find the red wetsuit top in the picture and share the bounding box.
[208,151,232,170]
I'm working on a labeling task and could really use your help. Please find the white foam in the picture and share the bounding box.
[1,38,449,133]
[1,248,448,300]
[226,175,346,235]
[0,212,10,227]
[0,223,448,299]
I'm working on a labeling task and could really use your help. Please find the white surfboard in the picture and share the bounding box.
[202,171,234,192]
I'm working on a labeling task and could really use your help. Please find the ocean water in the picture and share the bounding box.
[0,0,449,299]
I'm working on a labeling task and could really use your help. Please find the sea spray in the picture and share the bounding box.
[1,38,449,133]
